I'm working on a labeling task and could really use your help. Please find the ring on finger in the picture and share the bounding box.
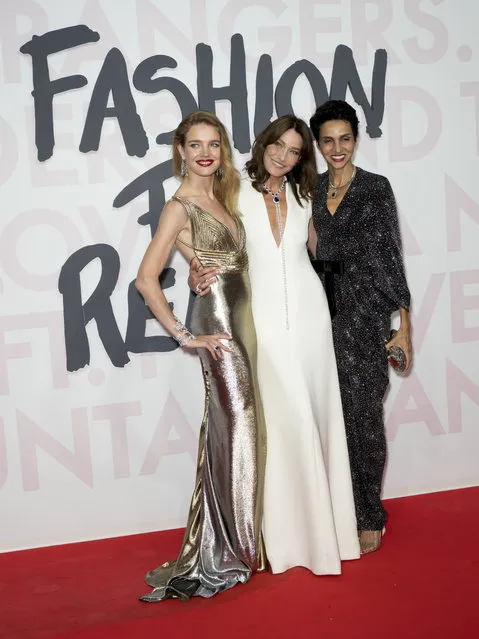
[214,345,220,351]
[195,283,202,294]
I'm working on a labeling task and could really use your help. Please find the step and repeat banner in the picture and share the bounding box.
[0,0,478,551]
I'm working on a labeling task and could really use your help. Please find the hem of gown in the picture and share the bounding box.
[268,549,361,576]
[357,511,388,532]
[139,573,249,603]
[139,576,202,603]
[270,561,341,577]
[270,563,342,576]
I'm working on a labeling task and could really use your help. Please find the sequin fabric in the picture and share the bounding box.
[140,197,266,602]
[312,167,411,531]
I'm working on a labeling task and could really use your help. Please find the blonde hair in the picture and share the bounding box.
[172,110,240,216]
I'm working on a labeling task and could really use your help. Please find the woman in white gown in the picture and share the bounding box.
[190,115,360,574]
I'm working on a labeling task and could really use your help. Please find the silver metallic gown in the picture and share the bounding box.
[140,197,267,603]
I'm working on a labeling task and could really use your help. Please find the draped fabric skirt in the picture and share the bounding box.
[140,269,266,602]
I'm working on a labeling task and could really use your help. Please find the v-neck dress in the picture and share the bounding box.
[312,167,411,530]
[240,180,360,575]
[140,197,266,602]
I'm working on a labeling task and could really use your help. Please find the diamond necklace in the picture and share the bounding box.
[263,176,289,330]
[328,165,356,199]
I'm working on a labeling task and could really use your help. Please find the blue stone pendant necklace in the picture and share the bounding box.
[263,175,287,204]
[328,165,356,199]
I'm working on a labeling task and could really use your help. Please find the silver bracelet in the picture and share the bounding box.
[173,315,195,347]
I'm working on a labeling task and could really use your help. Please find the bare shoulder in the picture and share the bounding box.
[152,199,190,239]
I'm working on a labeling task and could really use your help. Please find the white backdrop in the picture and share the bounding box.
[1,0,478,552]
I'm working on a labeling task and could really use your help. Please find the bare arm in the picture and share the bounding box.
[307,217,317,257]
[135,200,188,334]
[135,200,231,358]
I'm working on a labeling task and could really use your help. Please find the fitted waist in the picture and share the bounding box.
[196,247,249,274]
[310,258,344,275]
[310,258,344,319]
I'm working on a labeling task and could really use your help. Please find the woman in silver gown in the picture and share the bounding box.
[135,110,266,602]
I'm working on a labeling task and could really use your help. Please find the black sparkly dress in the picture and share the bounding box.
[312,167,411,531]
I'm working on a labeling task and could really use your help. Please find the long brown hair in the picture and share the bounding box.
[245,115,317,205]
[172,110,240,215]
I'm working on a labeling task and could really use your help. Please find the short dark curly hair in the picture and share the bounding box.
[309,100,359,142]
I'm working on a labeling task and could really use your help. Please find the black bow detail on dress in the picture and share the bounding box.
[310,259,344,319]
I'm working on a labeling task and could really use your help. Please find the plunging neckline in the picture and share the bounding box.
[176,197,242,248]
[326,188,348,217]
[325,168,357,217]
[263,186,288,249]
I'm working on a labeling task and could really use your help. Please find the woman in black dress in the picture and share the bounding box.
[310,100,412,554]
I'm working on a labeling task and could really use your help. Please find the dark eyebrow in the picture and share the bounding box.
[321,134,351,140]
[277,138,301,152]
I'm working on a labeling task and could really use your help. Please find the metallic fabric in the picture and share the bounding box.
[140,197,266,603]
[312,167,411,531]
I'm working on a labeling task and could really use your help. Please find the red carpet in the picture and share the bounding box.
[1,488,478,639]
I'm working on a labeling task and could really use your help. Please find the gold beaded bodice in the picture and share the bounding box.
[173,196,248,273]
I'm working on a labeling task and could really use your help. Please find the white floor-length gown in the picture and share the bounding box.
[239,179,360,574]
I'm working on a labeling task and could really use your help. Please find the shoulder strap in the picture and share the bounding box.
[171,195,195,217]
[170,196,195,249]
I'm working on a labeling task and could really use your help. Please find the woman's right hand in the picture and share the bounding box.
[185,333,232,360]
[188,257,218,296]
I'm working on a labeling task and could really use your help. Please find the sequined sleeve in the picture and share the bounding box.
[367,176,411,311]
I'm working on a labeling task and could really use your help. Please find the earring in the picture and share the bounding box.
[216,166,224,179]
[180,158,188,177]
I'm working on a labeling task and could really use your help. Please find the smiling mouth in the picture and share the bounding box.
[196,160,214,166]
[271,159,286,169]
[331,155,346,162]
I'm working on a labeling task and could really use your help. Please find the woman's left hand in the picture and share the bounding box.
[386,327,413,371]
